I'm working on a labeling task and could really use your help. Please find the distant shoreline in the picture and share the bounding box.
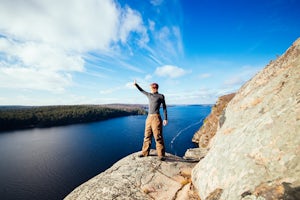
[0,104,213,132]
[0,104,147,132]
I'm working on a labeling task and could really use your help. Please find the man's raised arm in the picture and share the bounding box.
[133,80,148,95]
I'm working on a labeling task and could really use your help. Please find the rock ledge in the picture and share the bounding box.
[65,150,200,200]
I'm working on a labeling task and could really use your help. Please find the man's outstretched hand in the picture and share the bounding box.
[133,80,137,86]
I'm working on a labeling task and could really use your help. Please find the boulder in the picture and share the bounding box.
[192,38,300,200]
[184,147,209,161]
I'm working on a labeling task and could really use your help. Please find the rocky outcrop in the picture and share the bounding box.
[65,150,200,200]
[192,93,235,147]
[184,147,209,161]
[187,93,235,161]
[65,38,299,200]
[192,38,300,200]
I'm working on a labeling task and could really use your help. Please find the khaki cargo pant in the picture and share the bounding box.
[141,114,165,157]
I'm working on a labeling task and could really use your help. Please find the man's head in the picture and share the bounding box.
[150,83,159,93]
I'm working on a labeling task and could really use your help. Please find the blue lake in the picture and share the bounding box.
[0,105,211,200]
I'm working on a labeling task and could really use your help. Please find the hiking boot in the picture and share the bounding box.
[138,154,147,158]
[158,156,166,161]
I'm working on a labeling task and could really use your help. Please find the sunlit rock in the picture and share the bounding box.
[192,38,300,200]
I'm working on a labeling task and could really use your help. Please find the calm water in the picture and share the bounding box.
[0,105,211,200]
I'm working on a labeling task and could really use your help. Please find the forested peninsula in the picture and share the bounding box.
[0,104,146,132]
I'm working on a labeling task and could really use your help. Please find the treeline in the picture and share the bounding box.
[0,104,146,132]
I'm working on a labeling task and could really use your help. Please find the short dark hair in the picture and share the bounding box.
[150,83,159,89]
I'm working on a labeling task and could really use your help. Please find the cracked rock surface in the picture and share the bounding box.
[64,150,199,200]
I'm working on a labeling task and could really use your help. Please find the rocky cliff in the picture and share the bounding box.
[184,93,235,162]
[65,38,299,200]
[192,38,300,200]
[192,93,235,147]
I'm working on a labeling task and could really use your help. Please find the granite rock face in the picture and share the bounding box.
[192,93,235,147]
[65,151,200,200]
[188,93,235,162]
[192,38,300,200]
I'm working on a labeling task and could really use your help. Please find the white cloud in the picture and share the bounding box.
[119,7,148,47]
[0,0,120,51]
[155,65,188,78]
[148,20,155,32]
[0,63,72,92]
[198,73,212,79]
[0,0,149,93]
[146,25,183,63]
[172,26,184,55]
[145,74,152,80]
[150,0,164,6]
[0,38,84,72]
[157,27,169,40]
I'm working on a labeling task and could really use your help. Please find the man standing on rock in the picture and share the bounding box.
[133,80,168,161]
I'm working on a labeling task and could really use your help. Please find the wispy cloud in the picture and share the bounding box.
[99,87,122,95]
[166,88,217,104]
[223,76,244,86]
[145,74,152,80]
[223,65,262,87]
[119,6,148,46]
[99,81,135,95]
[198,73,212,79]
[153,26,183,60]
[155,65,189,78]
[150,0,164,6]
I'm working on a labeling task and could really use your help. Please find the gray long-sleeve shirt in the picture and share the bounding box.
[135,83,167,120]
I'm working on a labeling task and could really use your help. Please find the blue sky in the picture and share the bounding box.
[0,0,299,105]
